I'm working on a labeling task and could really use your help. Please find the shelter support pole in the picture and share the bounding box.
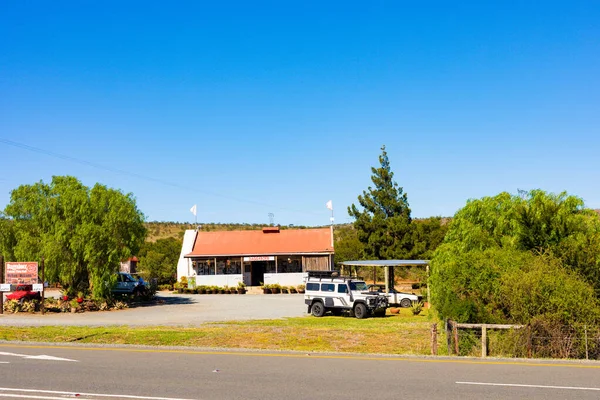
[384,266,389,293]
[373,266,376,284]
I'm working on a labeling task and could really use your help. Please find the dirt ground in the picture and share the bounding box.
[0,290,307,327]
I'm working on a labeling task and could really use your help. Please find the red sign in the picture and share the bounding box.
[5,262,38,284]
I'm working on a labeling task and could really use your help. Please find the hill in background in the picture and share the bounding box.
[144,221,314,242]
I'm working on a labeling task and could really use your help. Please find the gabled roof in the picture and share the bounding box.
[185,227,334,257]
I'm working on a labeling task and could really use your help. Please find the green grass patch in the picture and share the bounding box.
[0,308,446,355]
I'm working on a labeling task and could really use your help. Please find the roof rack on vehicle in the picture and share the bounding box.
[306,270,340,278]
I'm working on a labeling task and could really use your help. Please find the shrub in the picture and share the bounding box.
[3,300,20,313]
[410,301,423,316]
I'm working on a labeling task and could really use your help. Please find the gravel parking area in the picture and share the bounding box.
[0,291,308,327]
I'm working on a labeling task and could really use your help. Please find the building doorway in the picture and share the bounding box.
[251,262,266,286]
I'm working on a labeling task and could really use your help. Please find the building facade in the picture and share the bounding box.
[177,226,334,287]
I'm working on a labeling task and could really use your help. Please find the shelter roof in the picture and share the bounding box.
[185,227,334,257]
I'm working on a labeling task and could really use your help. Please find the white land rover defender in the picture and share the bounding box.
[304,270,388,319]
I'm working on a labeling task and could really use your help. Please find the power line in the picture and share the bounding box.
[0,138,322,216]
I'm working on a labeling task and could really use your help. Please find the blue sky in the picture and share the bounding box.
[1,1,599,226]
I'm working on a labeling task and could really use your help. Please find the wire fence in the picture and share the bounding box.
[446,321,600,360]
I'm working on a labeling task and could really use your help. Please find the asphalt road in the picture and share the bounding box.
[1,343,600,400]
[0,291,307,326]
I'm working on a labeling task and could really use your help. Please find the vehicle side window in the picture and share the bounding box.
[306,282,320,291]
[321,283,334,292]
[337,284,348,294]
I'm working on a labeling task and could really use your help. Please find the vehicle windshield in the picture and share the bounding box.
[349,281,368,291]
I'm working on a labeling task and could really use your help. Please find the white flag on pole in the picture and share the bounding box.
[326,200,333,211]
[190,204,197,216]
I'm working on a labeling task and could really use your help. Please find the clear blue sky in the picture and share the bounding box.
[1,1,599,226]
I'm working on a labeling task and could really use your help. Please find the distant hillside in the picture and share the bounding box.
[144,221,314,242]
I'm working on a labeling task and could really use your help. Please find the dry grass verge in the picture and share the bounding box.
[0,309,444,355]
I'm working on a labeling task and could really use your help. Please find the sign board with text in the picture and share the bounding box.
[5,262,38,284]
[243,256,275,262]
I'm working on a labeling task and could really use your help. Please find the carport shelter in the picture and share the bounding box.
[177,226,334,288]
[339,260,430,306]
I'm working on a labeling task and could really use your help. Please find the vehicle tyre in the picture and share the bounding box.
[400,298,412,308]
[311,301,326,317]
[354,303,368,319]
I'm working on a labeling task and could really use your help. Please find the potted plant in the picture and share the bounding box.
[271,284,281,294]
[289,286,297,294]
[69,298,79,313]
[76,292,84,304]
[237,282,246,294]
[280,285,288,294]
[262,283,271,294]
[296,284,305,294]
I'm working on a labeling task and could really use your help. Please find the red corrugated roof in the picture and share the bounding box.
[185,228,334,257]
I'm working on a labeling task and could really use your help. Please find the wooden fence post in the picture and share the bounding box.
[445,319,452,355]
[481,325,487,358]
[527,325,532,358]
[431,323,438,355]
[453,322,459,355]
[40,257,45,315]
[585,325,589,360]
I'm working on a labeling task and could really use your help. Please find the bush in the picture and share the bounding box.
[410,301,423,316]
[158,284,173,291]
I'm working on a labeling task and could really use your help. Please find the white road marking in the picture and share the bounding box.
[0,352,77,362]
[23,355,77,362]
[456,381,600,391]
[0,362,8,364]
[0,387,198,400]
[0,395,78,399]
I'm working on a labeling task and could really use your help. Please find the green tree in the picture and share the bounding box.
[408,217,449,260]
[431,189,600,326]
[2,176,146,299]
[348,145,412,283]
[138,237,181,284]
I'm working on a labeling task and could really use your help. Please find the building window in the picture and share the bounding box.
[276,256,302,273]
[195,259,213,275]
[216,258,241,275]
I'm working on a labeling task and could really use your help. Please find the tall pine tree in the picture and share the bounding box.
[348,146,412,282]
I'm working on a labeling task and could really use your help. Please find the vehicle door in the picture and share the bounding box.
[337,283,352,307]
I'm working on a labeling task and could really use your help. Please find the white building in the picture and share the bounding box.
[177,226,334,287]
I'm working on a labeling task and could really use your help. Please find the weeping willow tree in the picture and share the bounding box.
[431,190,600,325]
[1,176,146,299]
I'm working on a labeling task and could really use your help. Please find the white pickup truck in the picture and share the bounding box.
[367,284,422,308]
